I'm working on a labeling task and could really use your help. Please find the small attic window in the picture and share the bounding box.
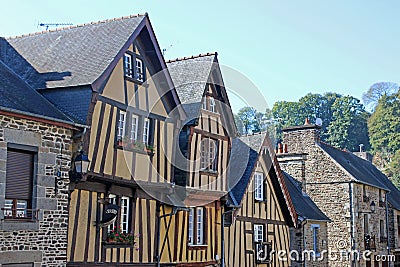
[124,52,145,84]
[202,96,218,113]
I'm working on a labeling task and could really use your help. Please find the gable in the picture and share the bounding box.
[228,133,297,227]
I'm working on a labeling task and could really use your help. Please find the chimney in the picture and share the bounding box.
[281,118,321,154]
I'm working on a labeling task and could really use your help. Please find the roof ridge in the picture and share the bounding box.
[7,13,147,39]
[166,52,218,63]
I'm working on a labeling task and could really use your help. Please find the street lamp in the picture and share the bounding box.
[74,150,90,175]
[69,150,90,183]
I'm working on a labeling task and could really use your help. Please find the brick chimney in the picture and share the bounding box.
[281,118,321,155]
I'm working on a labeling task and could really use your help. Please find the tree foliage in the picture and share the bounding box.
[270,93,369,150]
[236,107,268,134]
[368,90,400,185]
[362,82,398,111]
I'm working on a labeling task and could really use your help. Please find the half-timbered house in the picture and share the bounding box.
[224,133,297,267]
[4,13,186,266]
[163,53,236,266]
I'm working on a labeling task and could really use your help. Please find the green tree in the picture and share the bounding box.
[326,96,370,151]
[236,107,267,134]
[368,91,400,186]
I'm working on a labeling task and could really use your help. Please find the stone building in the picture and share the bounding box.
[0,58,86,266]
[277,121,400,267]
[283,171,330,267]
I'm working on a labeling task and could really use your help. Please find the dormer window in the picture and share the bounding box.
[124,52,145,83]
[124,54,133,78]
[135,58,144,82]
[254,172,264,201]
[201,96,218,113]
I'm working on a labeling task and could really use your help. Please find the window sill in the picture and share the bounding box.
[0,220,39,231]
[115,144,155,156]
[188,244,208,250]
[255,199,266,203]
[124,76,145,86]
[103,241,137,248]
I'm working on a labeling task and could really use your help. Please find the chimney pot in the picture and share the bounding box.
[278,143,283,154]
[284,144,288,153]
[304,118,310,125]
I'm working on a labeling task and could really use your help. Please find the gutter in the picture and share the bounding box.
[0,106,88,129]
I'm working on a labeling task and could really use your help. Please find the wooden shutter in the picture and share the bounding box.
[5,149,34,200]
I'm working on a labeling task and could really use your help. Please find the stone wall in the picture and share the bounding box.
[290,220,329,267]
[280,124,392,267]
[0,114,73,266]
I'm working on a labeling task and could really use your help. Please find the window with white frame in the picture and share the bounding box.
[124,52,145,83]
[311,224,320,255]
[107,194,131,234]
[254,224,264,242]
[196,207,204,244]
[188,209,194,245]
[117,111,126,140]
[120,197,130,233]
[107,194,117,232]
[200,138,217,171]
[143,118,150,145]
[188,207,205,245]
[201,96,218,113]
[124,54,133,78]
[209,97,216,113]
[135,58,144,82]
[130,114,138,142]
[254,172,264,201]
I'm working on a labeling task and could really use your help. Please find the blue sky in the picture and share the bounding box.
[1,1,400,112]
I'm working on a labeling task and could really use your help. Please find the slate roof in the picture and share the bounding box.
[319,142,400,210]
[228,133,267,206]
[166,54,215,122]
[283,171,330,222]
[2,14,146,90]
[0,60,74,123]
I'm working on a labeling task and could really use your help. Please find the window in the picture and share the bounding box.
[124,54,133,78]
[124,53,145,83]
[254,224,264,242]
[254,172,264,201]
[4,148,35,220]
[209,97,216,112]
[107,194,131,234]
[130,114,138,142]
[364,214,369,236]
[254,224,271,263]
[311,224,320,255]
[107,194,117,232]
[188,207,206,245]
[143,118,150,145]
[120,197,130,233]
[200,138,217,171]
[135,58,144,82]
[117,111,126,140]
[201,96,218,113]
[380,220,385,238]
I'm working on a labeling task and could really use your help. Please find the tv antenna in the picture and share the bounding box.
[38,22,73,30]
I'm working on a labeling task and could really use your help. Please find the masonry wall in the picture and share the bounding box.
[0,114,73,266]
[280,125,392,267]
